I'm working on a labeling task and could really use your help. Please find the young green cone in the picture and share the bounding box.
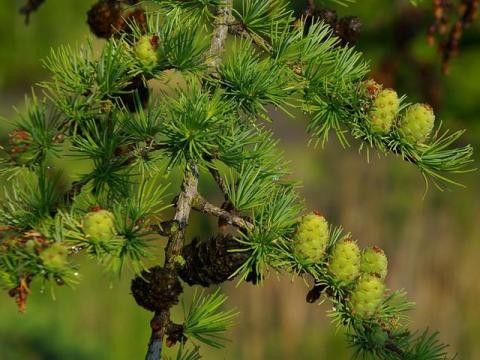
[328,238,361,284]
[360,246,388,280]
[367,88,399,134]
[40,243,69,270]
[398,103,435,144]
[135,35,159,67]
[349,274,385,319]
[83,209,117,242]
[293,212,329,263]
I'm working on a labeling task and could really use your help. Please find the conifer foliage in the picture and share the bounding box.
[1,0,475,359]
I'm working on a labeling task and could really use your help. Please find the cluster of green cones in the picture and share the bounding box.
[294,212,389,319]
[365,80,436,145]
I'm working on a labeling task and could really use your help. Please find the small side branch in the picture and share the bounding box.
[147,220,177,237]
[164,163,200,270]
[208,166,229,200]
[192,195,253,231]
[206,0,234,70]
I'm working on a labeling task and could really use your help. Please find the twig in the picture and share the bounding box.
[145,163,199,360]
[143,1,232,357]
[191,194,253,231]
[206,0,234,70]
[164,163,200,270]
[147,220,177,237]
[208,166,229,200]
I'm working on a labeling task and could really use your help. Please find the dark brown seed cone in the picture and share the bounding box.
[302,8,338,36]
[178,235,250,287]
[131,266,183,312]
[87,0,121,39]
[336,16,362,46]
[300,8,361,46]
[115,75,150,112]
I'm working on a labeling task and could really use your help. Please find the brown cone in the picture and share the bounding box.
[178,235,250,287]
[131,266,183,312]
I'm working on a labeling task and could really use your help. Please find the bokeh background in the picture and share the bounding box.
[0,0,479,359]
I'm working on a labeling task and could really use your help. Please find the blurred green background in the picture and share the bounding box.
[0,0,479,359]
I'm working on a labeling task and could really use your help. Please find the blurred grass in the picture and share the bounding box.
[0,0,480,359]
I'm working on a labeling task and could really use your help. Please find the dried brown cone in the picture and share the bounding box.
[336,16,362,46]
[87,0,122,39]
[178,235,250,287]
[131,266,183,312]
[298,8,361,46]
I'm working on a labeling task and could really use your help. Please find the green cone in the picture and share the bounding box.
[360,246,388,280]
[349,274,385,319]
[40,243,69,270]
[399,103,435,144]
[83,209,117,242]
[328,238,361,284]
[135,35,159,67]
[368,88,399,134]
[293,212,329,263]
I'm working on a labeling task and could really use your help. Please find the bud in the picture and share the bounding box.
[360,246,388,280]
[399,103,435,144]
[82,209,117,242]
[328,238,361,284]
[349,274,385,319]
[39,243,69,270]
[368,88,399,134]
[293,212,329,263]
[135,35,159,67]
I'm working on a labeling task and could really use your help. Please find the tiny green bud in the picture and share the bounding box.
[173,255,186,267]
[135,35,159,67]
[399,103,435,144]
[40,243,69,270]
[83,209,117,242]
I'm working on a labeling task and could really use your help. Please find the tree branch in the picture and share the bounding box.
[208,166,229,200]
[191,194,253,231]
[143,1,232,357]
[145,162,199,359]
[206,0,234,70]
[164,163,199,270]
